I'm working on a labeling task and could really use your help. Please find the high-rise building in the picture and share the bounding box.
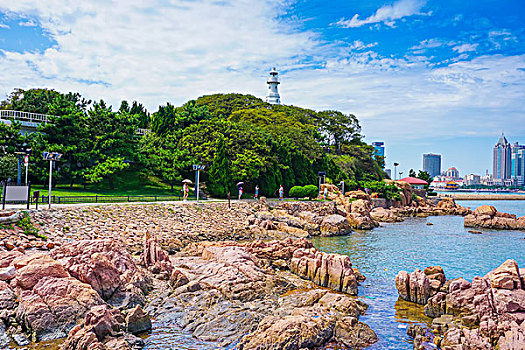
[372,142,385,168]
[511,142,525,186]
[266,67,281,104]
[493,134,511,179]
[423,154,441,178]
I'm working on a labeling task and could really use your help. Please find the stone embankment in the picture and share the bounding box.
[465,205,525,230]
[395,260,525,349]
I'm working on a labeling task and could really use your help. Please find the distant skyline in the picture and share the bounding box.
[0,0,524,175]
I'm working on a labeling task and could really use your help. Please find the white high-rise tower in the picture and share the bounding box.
[266,67,281,104]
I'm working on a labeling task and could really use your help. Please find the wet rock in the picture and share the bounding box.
[334,316,378,349]
[125,305,151,334]
[395,269,431,305]
[290,248,360,295]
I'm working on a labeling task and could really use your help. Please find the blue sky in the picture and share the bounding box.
[0,0,524,176]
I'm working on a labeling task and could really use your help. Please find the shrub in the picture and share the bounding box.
[303,185,319,199]
[289,186,305,199]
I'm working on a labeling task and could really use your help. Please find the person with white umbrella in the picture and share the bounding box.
[237,182,244,200]
[182,179,192,201]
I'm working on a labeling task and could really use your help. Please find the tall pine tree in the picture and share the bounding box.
[207,135,232,198]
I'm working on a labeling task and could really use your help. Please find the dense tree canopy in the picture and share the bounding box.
[0,89,385,195]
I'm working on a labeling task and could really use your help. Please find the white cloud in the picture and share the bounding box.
[410,38,448,50]
[335,0,429,28]
[0,23,9,28]
[18,19,37,27]
[349,40,378,50]
[488,30,517,49]
[0,0,523,175]
[452,43,478,53]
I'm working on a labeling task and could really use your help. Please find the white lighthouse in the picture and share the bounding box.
[266,67,281,104]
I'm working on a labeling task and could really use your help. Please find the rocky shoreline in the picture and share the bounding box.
[0,182,517,349]
[395,260,525,349]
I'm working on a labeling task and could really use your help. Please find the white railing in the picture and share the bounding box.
[0,109,52,124]
[0,109,150,135]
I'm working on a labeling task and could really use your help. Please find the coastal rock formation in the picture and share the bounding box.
[395,266,445,305]
[51,239,151,308]
[464,205,525,230]
[140,236,173,279]
[370,207,403,223]
[146,238,374,349]
[400,260,525,349]
[290,248,360,295]
[0,239,154,346]
[320,214,352,236]
[60,304,145,350]
[347,199,379,230]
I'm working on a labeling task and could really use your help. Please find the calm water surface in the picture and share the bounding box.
[311,200,525,349]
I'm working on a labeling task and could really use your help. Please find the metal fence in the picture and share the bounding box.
[0,194,210,204]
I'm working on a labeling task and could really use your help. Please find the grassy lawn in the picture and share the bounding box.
[29,171,190,198]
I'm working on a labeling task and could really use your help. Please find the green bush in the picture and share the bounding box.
[289,186,305,198]
[359,180,401,200]
[304,185,319,199]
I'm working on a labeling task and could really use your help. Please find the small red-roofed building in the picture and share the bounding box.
[399,177,429,190]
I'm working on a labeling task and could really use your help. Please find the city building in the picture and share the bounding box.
[266,67,281,104]
[493,134,511,179]
[464,174,481,186]
[446,167,460,179]
[511,142,525,186]
[385,169,392,178]
[423,154,441,178]
[372,142,385,168]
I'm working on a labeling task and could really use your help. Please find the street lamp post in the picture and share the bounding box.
[193,164,205,203]
[43,152,62,209]
[393,162,399,180]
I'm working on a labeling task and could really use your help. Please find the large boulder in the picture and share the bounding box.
[16,276,105,341]
[319,214,352,236]
[290,248,359,295]
[395,269,431,305]
[51,240,150,307]
[485,259,523,290]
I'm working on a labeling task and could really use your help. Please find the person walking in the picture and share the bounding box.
[323,186,328,200]
[254,185,259,200]
[182,183,189,201]
[238,185,243,200]
[279,185,284,201]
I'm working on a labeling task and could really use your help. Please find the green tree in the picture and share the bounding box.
[0,154,17,182]
[207,135,232,197]
[409,169,416,177]
[316,110,362,154]
[151,100,211,136]
[81,101,138,189]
